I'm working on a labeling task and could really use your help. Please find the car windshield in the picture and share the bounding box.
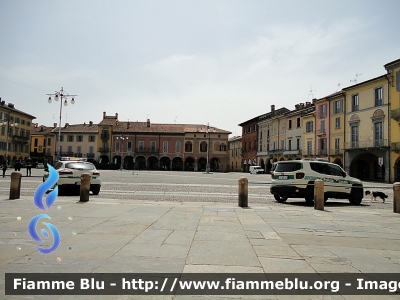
[275,162,302,172]
[65,162,95,170]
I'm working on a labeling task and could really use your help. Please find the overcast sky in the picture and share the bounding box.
[1,0,399,136]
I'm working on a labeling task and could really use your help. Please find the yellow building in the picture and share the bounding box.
[328,91,345,167]
[384,58,400,182]
[228,136,242,172]
[343,75,389,182]
[97,112,118,165]
[301,108,316,159]
[0,100,35,166]
[30,124,56,165]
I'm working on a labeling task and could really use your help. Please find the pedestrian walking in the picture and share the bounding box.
[15,159,21,171]
[2,160,7,177]
[26,158,32,177]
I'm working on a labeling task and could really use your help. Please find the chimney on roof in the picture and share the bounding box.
[0,99,4,106]
[306,101,311,107]
[53,122,57,128]
[7,103,14,109]
[64,123,69,128]
[103,111,106,118]
[83,122,86,126]
[127,121,130,129]
[89,121,93,126]
[147,119,150,127]
[300,103,305,109]
[312,98,317,105]
[271,105,275,116]
[40,126,44,132]
[115,113,118,119]
[34,123,38,128]
[295,104,300,110]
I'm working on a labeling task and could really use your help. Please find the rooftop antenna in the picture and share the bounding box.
[350,73,363,84]
[307,84,316,100]
[336,83,342,92]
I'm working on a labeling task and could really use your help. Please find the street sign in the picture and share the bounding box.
[378,157,383,166]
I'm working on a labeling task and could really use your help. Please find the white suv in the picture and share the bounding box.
[270,160,363,204]
[43,158,101,195]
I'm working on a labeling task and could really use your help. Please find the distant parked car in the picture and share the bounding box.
[36,163,45,169]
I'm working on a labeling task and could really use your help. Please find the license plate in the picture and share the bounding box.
[278,176,288,180]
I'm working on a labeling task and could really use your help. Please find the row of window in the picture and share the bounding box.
[115,140,227,152]
[0,113,31,127]
[58,146,95,154]
[0,142,29,153]
[59,135,96,142]
[0,127,30,138]
[33,138,52,147]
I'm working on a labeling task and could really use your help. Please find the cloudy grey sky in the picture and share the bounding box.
[1,0,399,136]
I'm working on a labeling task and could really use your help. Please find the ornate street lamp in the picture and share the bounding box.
[47,87,77,160]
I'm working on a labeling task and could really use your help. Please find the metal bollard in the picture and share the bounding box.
[9,172,22,200]
[394,182,400,214]
[314,179,324,210]
[238,177,248,207]
[80,173,91,202]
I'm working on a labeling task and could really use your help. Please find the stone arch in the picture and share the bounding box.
[148,156,158,170]
[184,156,195,171]
[198,157,207,171]
[99,155,109,164]
[219,143,227,151]
[172,157,183,171]
[125,155,134,169]
[135,156,146,170]
[160,156,171,170]
[372,109,385,118]
[200,141,207,152]
[210,158,219,171]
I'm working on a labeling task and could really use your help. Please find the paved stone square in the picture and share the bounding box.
[0,170,399,299]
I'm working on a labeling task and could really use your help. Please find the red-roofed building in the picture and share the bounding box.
[100,113,231,171]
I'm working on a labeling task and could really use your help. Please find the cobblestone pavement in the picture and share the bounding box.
[0,169,395,208]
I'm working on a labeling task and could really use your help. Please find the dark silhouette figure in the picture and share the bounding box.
[26,158,32,176]
[2,160,7,177]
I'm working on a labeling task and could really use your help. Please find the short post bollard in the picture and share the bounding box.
[314,179,324,211]
[9,172,22,200]
[80,173,91,202]
[393,182,400,214]
[238,177,248,207]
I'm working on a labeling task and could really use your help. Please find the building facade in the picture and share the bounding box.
[239,116,259,172]
[384,58,400,182]
[52,122,98,162]
[343,75,390,182]
[110,119,230,171]
[0,100,35,166]
[30,124,56,165]
[328,92,345,167]
[228,136,242,172]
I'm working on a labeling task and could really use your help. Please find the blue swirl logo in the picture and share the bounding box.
[28,165,60,254]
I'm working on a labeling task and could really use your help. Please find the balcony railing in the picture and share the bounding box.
[391,108,400,120]
[135,147,159,153]
[344,139,388,149]
[329,149,343,155]
[316,129,326,136]
[12,135,29,143]
[317,149,327,156]
[303,150,315,156]
[99,147,109,153]
[283,149,302,156]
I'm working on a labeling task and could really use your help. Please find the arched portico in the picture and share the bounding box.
[210,158,219,172]
[148,156,158,170]
[125,155,134,170]
[136,156,146,170]
[198,158,207,171]
[184,157,195,171]
[172,157,183,171]
[160,157,171,170]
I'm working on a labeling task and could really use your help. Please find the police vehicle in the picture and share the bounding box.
[270,160,363,204]
[43,157,101,195]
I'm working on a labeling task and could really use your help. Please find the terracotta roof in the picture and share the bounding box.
[31,125,55,135]
[113,122,231,134]
[53,123,98,133]
[99,117,118,126]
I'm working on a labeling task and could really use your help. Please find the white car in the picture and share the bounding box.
[249,166,265,174]
[36,163,45,169]
[43,158,101,195]
[270,160,363,204]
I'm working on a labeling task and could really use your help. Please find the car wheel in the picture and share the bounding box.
[274,195,287,203]
[91,187,100,195]
[305,182,314,203]
[349,185,363,205]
